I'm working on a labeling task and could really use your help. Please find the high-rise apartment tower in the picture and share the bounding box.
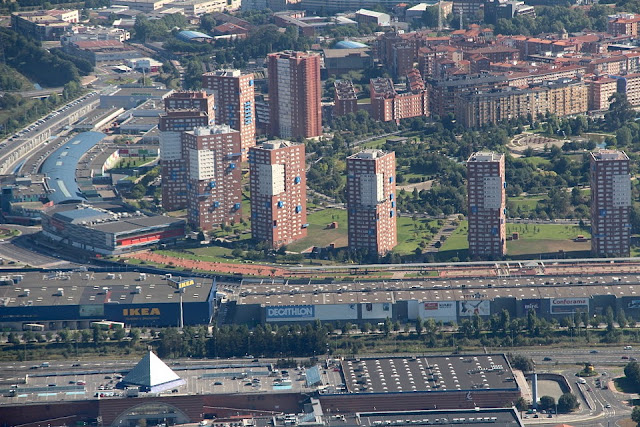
[467,152,506,258]
[202,70,256,160]
[182,125,242,231]
[249,140,307,249]
[590,150,631,257]
[159,91,215,211]
[346,149,397,255]
[267,51,322,139]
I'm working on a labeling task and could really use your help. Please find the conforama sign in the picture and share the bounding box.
[266,305,315,320]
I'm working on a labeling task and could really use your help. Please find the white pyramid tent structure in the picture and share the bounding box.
[121,351,185,392]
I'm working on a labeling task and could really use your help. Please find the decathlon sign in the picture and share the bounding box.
[267,305,315,320]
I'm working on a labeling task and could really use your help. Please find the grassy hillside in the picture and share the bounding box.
[0,63,32,91]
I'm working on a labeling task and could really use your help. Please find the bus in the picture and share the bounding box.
[22,323,45,331]
[90,321,125,330]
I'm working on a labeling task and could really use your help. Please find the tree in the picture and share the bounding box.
[616,126,633,147]
[514,396,529,412]
[200,13,217,32]
[415,316,424,336]
[631,406,640,425]
[113,327,126,341]
[420,6,440,28]
[605,93,635,131]
[58,329,71,343]
[92,326,106,344]
[625,361,640,387]
[539,395,555,411]
[383,317,392,337]
[508,354,534,372]
[7,332,19,344]
[393,321,401,333]
[129,328,141,346]
[557,393,579,413]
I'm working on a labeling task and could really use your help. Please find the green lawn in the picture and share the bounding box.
[508,196,542,214]
[521,156,551,167]
[113,156,157,169]
[439,221,469,252]
[286,208,441,255]
[506,223,590,240]
[287,208,348,252]
[360,138,388,149]
[396,217,440,255]
[439,221,591,257]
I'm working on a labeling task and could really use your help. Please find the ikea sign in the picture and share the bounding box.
[267,305,315,319]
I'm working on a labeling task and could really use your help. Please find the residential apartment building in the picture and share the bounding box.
[615,73,640,106]
[456,79,588,128]
[588,77,618,111]
[590,150,631,257]
[428,74,508,118]
[467,152,506,258]
[182,125,242,231]
[249,141,307,249]
[452,0,484,17]
[202,69,256,160]
[370,70,429,123]
[607,13,640,37]
[267,51,322,139]
[346,150,397,255]
[11,9,79,40]
[159,91,215,211]
[584,55,627,75]
[334,79,358,117]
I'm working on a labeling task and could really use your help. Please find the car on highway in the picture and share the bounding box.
[605,404,611,408]
[543,357,552,361]
[590,350,598,353]
[622,356,629,359]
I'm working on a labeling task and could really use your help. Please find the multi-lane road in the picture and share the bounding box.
[0,92,100,174]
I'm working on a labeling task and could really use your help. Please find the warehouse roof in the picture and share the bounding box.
[232,275,640,305]
[45,203,184,235]
[346,408,523,426]
[0,271,214,307]
[341,355,516,394]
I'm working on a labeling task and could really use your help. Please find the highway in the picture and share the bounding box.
[0,92,99,174]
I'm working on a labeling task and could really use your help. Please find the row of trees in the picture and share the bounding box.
[154,323,329,359]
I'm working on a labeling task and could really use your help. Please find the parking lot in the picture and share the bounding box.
[0,359,341,405]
